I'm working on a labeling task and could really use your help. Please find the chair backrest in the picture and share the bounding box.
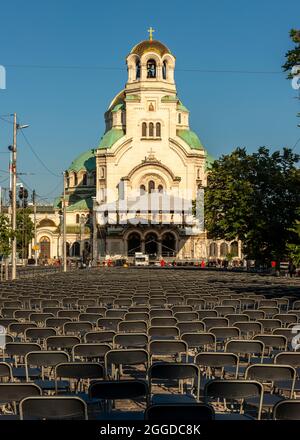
[55,362,105,380]
[25,350,70,380]
[105,349,148,370]
[253,334,287,351]
[144,403,215,421]
[274,352,300,368]
[181,332,216,351]
[0,383,41,406]
[72,343,111,360]
[0,362,13,381]
[195,352,238,377]
[148,326,179,339]
[113,333,148,349]
[177,321,205,335]
[46,336,80,350]
[150,317,178,327]
[149,340,188,361]
[84,331,115,343]
[20,396,88,420]
[210,327,240,340]
[245,364,296,396]
[204,379,264,419]
[89,379,148,401]
[118,320,148,333]
[225,340,264,359]
[202,317,229,330]
[273,399,300,420]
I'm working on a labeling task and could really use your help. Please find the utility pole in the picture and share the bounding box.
[8,113,29,280]
[32,190,37,266]
[62,172,67,272]
[11,113,17,280]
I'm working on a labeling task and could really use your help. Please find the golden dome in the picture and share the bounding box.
[130,40,171,57]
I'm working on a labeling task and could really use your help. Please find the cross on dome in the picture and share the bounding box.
[147,27,155,41]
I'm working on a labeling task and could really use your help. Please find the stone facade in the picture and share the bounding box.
[29,35,242,263]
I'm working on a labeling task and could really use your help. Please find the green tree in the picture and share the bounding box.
[0,214,14,258]
[282,29,300,77]
[205,147,300,265]
[16,208,34,259]
[287,219,300,267]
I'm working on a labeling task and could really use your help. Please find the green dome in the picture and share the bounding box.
[177,129,204,150]
[68,149,96,173]
[66,197,93,212]
[98,128,125,150]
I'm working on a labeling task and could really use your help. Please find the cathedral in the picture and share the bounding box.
[30,32,242,264]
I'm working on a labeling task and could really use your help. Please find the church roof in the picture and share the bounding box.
[177,129,204,150]
[98,128,125,149]
[66,197,93,212]
[67,149,96,173]
[130,40,171,57]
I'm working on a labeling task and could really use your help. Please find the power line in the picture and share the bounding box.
[4,63,283,75]
[19,129,61,177]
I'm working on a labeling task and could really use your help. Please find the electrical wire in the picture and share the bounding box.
[19,129,61,177]
[4,64,284,75]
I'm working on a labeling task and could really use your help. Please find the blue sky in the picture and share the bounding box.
[0,0,299,202]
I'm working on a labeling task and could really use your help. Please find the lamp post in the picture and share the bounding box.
[8,113,29,280]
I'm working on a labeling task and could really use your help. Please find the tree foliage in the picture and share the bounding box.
[16,209,34,258]
[0,214,14,258]
[205,147,300,264]
[282,29,300,77]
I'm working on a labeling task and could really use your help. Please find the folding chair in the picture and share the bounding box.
[105,349,149,379]
[245,364,296,415]
[0,383,42,418]
[273,399,300,420]
[72,343,111,362]
[89,380,148,418]
[148,362,200,403]
[149,340,188,363]
[204,379,264,419]
[55,362,105,394]
[113,333,148,349]
[20,396,88,420]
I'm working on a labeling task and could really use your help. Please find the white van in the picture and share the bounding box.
[134,252,149,266]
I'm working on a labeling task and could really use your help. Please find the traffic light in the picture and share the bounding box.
[18,186,24,199]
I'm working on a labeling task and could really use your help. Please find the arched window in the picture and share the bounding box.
[148,180,155,193]
[74,172,78,186]
[178,113,181,124]
[156,122,161,137]
[149,122,154,137]
[162,61,167,80]
[92,171,96,185]
[65,171,69,188]
[82,173,87,186]
[158,184,163,193]
[71,242,80,257]
[220,242,229,257]
[231,241,239,257]
[76,214,80,224]
[147,59,156,78]
[142,122,147,137]
[209,242,218,257]
[136,60,141,79]
[39,236,51,259]
[140,184,146,195]
[100,167,105,179]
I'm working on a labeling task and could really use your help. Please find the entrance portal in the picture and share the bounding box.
[162,232,176,257]
[39,236,51,259]
[145,232,158,257]
[128,233,141,256]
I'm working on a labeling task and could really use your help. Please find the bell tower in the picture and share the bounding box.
[125,30,176,93]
